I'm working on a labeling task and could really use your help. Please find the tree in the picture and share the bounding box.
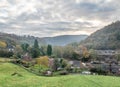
[30,39,40,58]
[60,58,68,68]
[115,53,120,62]
[0,41,7,48]
[62,46,74,58]
[89,49,97,61]
[0,49,14,58]
[53,46,64,58]
[81,46,90,62]
[14,45,23,58]
[21,43,29,52]
[36,56,49,67]
[40,46,46,56]
[30,48,40,58]
[53,58,60,71]
[47,44,52,56]
[72,52,80,60]
[34,39,39,49]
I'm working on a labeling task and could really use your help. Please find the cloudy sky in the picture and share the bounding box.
[0,0,120,37]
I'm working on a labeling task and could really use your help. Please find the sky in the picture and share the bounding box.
[0,0,120,37]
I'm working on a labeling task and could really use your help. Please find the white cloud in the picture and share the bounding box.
[0,0,119,37]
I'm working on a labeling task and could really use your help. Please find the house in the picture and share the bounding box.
[95,50,117,56]
[68,60,81,68]
[68,60,94,69]
[93,50,120,62]
[102,63,120,74]
[7,45,15,52]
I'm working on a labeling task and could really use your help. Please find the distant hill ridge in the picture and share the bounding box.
[42,35,88,46]
[0,32,88,46]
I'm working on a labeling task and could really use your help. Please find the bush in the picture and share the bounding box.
[90,68,108,75]
[0,50,14,58]
[30,64,49,74]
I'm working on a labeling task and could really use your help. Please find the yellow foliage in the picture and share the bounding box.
[0,41,7,48]
[81,46,90,58]
[36,56,49,67]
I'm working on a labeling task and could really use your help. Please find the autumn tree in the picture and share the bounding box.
[81,46,90,62]
[0,41,7,48]
[36,56,49,67]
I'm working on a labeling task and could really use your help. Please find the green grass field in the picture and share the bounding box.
[0,62,120,87]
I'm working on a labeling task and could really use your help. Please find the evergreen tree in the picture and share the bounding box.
[30,48,40,58]
[34,39,39,49]
[47,44,52,56]
[30,39,40,58]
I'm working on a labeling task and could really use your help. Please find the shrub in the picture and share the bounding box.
[90,68,108,75]
[0,50,14,58]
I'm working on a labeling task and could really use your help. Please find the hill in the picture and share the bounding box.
[80,21,120,50]
[0,32,44,46]
[0,61,120,87]
[0,32,87,46]
[42,35,88,46]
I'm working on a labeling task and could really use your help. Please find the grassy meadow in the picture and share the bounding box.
[0,61,120,87]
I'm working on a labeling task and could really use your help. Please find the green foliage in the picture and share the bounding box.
[90,68,108,75]
[34,39,39,49]
[14,45,23,57]
[47,44,52,56]
[53,58,60,71]
[60,58,68,68]
[52,46,80,60]
[0,50,14,58]
[89,49,97,61]
[21,43,29,52]
[30,39,40,58]
[31,64,49,74]
[53,46,64,58]
[40,46,46,56]
[30,48,40,58]
[72,52,80,60]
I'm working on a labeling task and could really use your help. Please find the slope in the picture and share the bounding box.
[0,62,120,87]
[80,21,120,50]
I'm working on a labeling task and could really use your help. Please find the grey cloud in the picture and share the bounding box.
[0,0,119,37]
